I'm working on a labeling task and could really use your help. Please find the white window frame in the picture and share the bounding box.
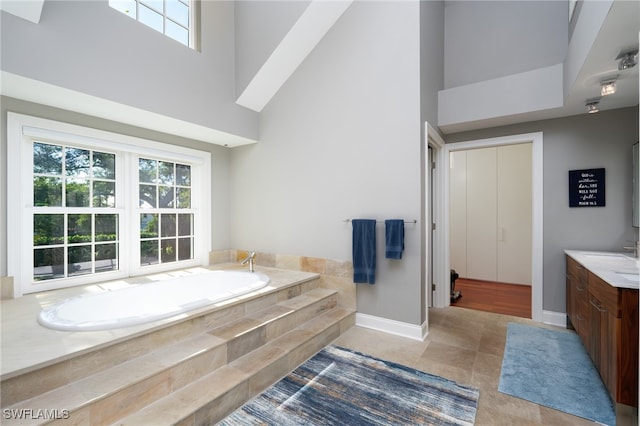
[109,0,198,49]
[7,112,211,296]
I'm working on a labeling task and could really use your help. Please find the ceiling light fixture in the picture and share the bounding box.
[616,48,638,70]
[586,99,600,114]
[600,78,617,96]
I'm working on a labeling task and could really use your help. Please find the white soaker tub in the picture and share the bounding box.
[38,270,270,331]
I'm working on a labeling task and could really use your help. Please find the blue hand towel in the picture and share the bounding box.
[385,219,404,259]
[352,219,376,284]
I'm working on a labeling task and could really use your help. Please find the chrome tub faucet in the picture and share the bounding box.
[241,251,256,272]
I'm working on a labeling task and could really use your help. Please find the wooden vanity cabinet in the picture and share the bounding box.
[566,255,639,407]
[566,256,589,348]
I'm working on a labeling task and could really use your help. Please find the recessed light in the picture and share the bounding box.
[600,78,617,96]
[585,99,600,114]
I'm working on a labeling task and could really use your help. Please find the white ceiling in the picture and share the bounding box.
[564,0,639,118]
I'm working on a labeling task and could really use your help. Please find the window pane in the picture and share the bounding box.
[158,161,174,185]
[166,19,189,46]
[141,240,159,265]
[159,186,174,208]
[34,214,64,246]
[34,143,62,174]
[139,158,157,183]
[34,177,62,206]
[178,237,192,261]
[176,188,190,208]
[139,184,157,208]
[66,178,90,207]
[140,213,158,238]
[178,213,192,236]
[68,245,92,276]
[139,3,163,32]
[95,243,118,272]
[68,214,92,244]
[109,0,136,18]
[166,0,188,27]
[65,147,90,177]
[176,164,191,186]
[34,247,65,281]
[161,239,176,263]
[93,181,116,207]
[142,0,164,13]
[93,152,116,179]
[161,213,176,237]
[96,214,118,241]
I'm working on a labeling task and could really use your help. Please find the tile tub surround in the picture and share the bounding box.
[211,249,356,310]
[1,276,14,300]
[0,265,321,379]
[1,264,356,425]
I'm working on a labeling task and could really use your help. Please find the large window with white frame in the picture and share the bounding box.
[109,0,197,48]
[7,113,211,296]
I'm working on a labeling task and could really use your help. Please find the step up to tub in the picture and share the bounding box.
[1,272,320,408]
[1,285,354,426]
[113,307,355,426]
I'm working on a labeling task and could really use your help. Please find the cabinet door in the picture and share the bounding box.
[589,294,617,400]
[588,295,604,370]
[566,256,582,330]
[576,287,589,348]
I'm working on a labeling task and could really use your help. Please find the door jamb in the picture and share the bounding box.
[439,132,543,322]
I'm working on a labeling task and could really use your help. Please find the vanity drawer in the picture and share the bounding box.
[589,273,621,317]
[567,256,587,283]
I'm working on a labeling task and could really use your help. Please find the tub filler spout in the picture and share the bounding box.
[241,251,256,272]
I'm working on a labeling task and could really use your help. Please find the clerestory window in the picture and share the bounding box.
[109,0,196,48]
[7,113,211,296]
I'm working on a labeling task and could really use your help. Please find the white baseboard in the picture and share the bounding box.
[542,310,567,328]
[355,313,427,341]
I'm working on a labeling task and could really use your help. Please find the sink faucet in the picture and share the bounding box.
[623,241,639,258]
[240,251,256,272]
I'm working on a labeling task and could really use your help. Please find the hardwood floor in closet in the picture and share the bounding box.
[451,278,531,319]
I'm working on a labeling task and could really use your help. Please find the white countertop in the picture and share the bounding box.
[565,250,640,290]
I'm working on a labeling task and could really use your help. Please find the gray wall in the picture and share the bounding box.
[419,0,445,323]
[446,107,639,313]
[229,1,425,325]
[443,0,568,89]
[0,96,232,277]
[234,0,309,98]
[1,0,258,141]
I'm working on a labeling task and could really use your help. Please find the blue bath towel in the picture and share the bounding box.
[352,219,376,284]
[385,219,404,259]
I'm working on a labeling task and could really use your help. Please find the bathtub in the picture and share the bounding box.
[38,270,270,331]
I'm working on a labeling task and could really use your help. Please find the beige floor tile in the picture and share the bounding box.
[331,307,634,426]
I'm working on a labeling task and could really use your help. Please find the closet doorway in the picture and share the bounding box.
[443,133,543,322]
[450,143,532,285]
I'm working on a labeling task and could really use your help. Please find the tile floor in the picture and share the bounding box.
[333,306,637,426]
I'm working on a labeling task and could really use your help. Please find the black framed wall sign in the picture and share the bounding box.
[569,168,605,207]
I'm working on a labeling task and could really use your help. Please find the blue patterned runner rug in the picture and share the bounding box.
[220,345,479,425]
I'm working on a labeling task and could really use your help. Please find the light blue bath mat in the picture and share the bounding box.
[499,323,616,425]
